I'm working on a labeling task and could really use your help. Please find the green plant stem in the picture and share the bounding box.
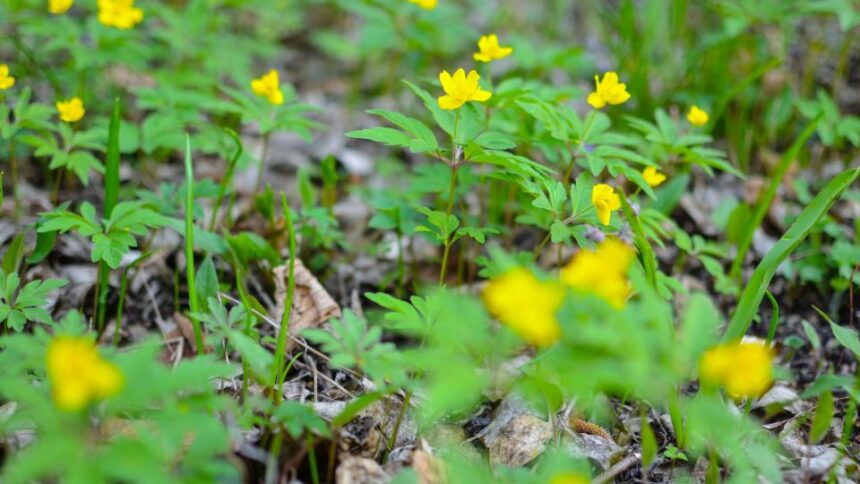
[619,191,658,290]
[395,228,405,298]
[438,168,458,285]
[95,99,122,335]
[114,252,152,346]
[253,132,272,197]
[438,111,461,285]
[209,129,243,232]
[9,138,19,224]
[272,192,297,402]
[668,391,685,449]
[306,434,320,484]
[184,135,204,354]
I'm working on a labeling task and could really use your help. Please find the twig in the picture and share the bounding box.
[594,453,641,484]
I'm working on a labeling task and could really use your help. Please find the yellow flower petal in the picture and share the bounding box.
[56,97,85,123]
[438,95,464,110]
[687,105,709,126]
[642,166,667,187]
[560,238,633,308]
[483,268,565,347]
[700,341,774,399]
[437,68,492,110]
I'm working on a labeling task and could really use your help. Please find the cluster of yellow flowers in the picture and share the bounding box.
[0,64,15,90]
[251,69,285,105]
[56,97,85,123]
[699,339,774,399]
[483,239,634,346]
[46,335,124,411]
[437,34,512,111]
[49,0,143,29]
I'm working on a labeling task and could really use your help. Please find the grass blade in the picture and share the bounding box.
[95,98,122,334]
[729,119,820,282]
[184,135,204,354]
[723,167,860,341]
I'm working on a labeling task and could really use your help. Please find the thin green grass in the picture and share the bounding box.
[95,98,121,334]
[184,135,204,354]
[723,167,860,342]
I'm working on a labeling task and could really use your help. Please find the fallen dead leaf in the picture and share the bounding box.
[411,449,445,484]
[335,455,389,484]
[273,258,341,351]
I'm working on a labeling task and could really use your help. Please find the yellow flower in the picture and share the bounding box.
[549,472,591,484]
[642,166,667,187]
[437,68,492,110]
[473,34,513,63]
[56,97,85,123]
[97,0,144,29]
[49,0,74,14]
[699,341,774,400]
[0,64,15,90]
[560,238,634,309]
[591,184,621,226]
[46,336,123,411]
[687,105,709,126]
[407,0,437,9]
[482,268,565,347]
[586,71,631,109]
[251,69,285,105]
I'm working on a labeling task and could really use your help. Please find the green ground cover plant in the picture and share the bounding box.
[1,0,859,482]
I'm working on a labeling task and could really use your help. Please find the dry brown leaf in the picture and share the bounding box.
[411,449,446,484]
[272,259,341,351]
[335,455,388,484]
[173,312,201,354]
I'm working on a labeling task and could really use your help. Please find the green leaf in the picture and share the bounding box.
[641,413,658,469]
[723,168,860,341]
[2,233,25,274]
[196,257,219,310]
[809,391,834,444]
[815,307,860,359]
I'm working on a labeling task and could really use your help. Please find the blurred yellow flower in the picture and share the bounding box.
[56,97,85,123]
[251,69,285,105]
[586,71,630,109]
[0,64,15,90]
[407,0,437,9]
[700,340,774,399]
[560,238,634,308]
[98,0,144,29]
[591,184,621,226]
[549,472,591,484]
[49,0,74,14]
[473,34,513,63]
[642,166,667,187]
[47,336,123,411]
[483,268,565,347]
[687,105,709,126]
[438,68,492,110]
